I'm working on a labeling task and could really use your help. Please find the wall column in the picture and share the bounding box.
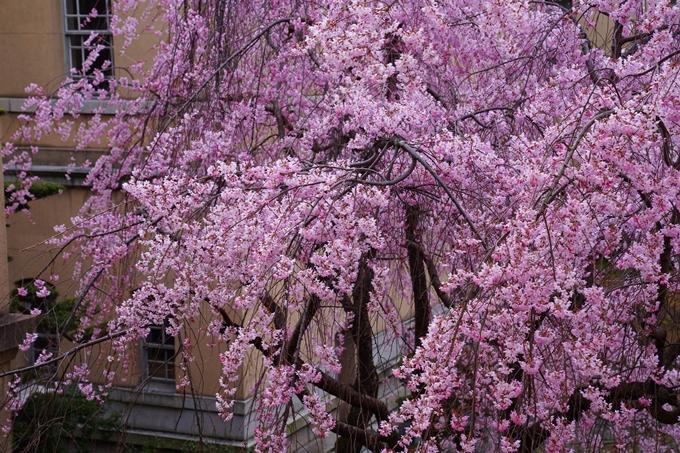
[0,157,36,453]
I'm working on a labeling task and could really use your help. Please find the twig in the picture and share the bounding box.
[395,140,488,251]
[0,330,128,379]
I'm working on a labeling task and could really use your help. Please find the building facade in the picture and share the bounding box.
[0,1,260,450]
[0,3,406,452]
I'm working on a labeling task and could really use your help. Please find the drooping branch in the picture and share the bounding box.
[395,139,488,251]
[0,330,128,379]
[60,214,165,340]
[283,294,320,365]
[217,303,391,423]
[163,17,300,127]
[535,109,614,218]
[511,423,550,453]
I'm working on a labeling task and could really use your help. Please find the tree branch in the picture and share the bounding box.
[535,109,614,218]
[395,139,488,251]
[0,330,128,379]
[406,206,430,347]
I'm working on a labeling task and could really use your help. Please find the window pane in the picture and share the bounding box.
[148,327,163,345]
[81,16,109,31]
[145,321,175,382]
[67,16,79,30]
[80,0,109,17]
[65,0,113,90]
[71,46,83,72]
[148,346,164,361]
[149,361,165,379]
[65,0,77,15]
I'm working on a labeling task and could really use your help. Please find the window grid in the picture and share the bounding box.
[64,0,114,82]
[144,324,176,382]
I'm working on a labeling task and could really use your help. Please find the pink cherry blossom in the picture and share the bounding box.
[4,0,680,451]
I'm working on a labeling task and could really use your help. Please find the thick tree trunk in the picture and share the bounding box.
[338,251,380,453]
[406,206,430,348]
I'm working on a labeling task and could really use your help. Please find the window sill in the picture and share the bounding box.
[141,379,177,395]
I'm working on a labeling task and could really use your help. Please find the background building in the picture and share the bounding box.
[0,2,405,452]
[0,1,258,450]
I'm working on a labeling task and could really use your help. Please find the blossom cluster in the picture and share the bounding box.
[5,0,680,452]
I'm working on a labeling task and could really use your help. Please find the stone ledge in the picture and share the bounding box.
[95,427,256,451]
[0,97,139,116]
[4,164,91,187]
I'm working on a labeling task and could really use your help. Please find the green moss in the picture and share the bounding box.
[28,180,65,199]
[10,281,84,338]
[5,180,65,210]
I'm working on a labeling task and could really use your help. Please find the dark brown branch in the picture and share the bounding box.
[456,106,514,123]
[426,87,447,108]
[650,398,680,424]
[218,305,392,425]
[292,385,389,453]
[536,109,614,218]
[624,48,680,78]
[406,206,430,347]
[567,380,680,426]
[283,294,320,365]
[316,370,389,422]
[658,117,680,169]
[611,21,624,59]
[60,215,164,339]
[333,419,384,453]
[406,239,455,308]
[351,252,379,399]
[511,378,680,452]
[424,255,454,308]
[337,250,381,453]
[395,140,488,250]
[265,101,294,138]
[509,423,550,453]
[298,386,390,453]
[663,342,680,368]
[262,291,286,330]
[0,330,128,379]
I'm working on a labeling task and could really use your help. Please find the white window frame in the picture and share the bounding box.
[63,0,114,82]
[142,322,177,384]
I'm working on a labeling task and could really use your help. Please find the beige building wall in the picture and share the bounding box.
[7,187,91,292]
[0,0,158,393]
[0,0,159,99]
[0,1,66,97]
[1,1,403,448]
